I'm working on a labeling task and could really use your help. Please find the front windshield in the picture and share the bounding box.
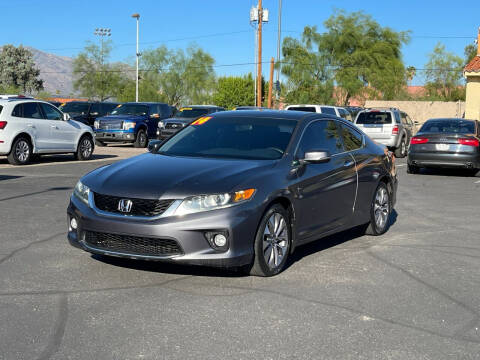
[111,104,149,116]
[158,116,297,160]
[176,108,210,118]
[59,102,90,113]
[420,120,475,134]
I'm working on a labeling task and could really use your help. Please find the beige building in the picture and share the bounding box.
[464,28,480,120]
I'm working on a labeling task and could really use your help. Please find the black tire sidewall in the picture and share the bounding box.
[135,129,148,148]
[252,204,292,277]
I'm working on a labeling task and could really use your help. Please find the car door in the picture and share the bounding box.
[39,103,77,151]
[292,119,357,241]
[12,102,52,151]
[400,112,413,142]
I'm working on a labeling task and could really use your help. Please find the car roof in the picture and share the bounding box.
[180,105,222,109]
[209,109,341,123]
[123,102,167,105]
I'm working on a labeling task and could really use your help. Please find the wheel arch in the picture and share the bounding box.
[76,131,94,150]
[263,194,298,253]
[10,132,36,154]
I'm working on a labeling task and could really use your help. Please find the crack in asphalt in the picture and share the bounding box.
[366,249,480,343]
[36,293,68,360]
[0,187,72,202]
[0,232,66,266]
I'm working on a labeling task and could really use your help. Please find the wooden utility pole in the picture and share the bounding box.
[267,57,274,108]
[256,0,263,107]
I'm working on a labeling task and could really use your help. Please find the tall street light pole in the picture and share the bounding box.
[256,0,263,108]
[94,28,111,101]
[131,13,140,102]
[276,0,282,100]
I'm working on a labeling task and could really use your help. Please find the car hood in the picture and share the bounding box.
[67,119,93,132]
[165,117,197,124]
[82,153,276,199]
[97,115,146,122]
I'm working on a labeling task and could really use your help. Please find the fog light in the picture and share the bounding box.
[70,217,78,231]
[213,234,227,247]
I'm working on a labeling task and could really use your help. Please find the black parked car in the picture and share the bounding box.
[59,101,119,127]
[68,110,397,276]
[47,101,62,108]
[157,105,224,140]
[407,118,480,175]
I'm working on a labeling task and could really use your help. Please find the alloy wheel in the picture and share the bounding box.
[374,186,390,231]
[263,212,289,269]
[80,138,93,158]
[15,140,30,162]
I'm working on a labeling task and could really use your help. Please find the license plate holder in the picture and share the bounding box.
[436,143,450,151]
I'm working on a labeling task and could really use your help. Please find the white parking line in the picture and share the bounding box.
[396,164,406,167]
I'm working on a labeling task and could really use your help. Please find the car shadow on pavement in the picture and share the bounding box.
[0,175,23,181]
[92,210,398,278]
[0,154,117,166]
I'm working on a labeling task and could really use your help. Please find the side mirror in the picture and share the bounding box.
[62,113,71,121]
[147,140,163,153]
[301,150,331,164]
[150,113,160,119]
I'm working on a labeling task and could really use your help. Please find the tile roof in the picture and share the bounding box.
[464,55,480,73]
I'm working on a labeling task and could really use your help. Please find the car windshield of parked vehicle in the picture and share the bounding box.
[158,116,297,160]
[176,108,210,118]
[111,104,149,116]
[420,120,475,134]
[59,102,90,114]
[356,111,392,124]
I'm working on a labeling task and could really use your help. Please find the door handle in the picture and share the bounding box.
[344,160,354,167]
[27,124,36,129]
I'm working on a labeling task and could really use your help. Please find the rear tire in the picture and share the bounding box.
[7,137,32,165]
[75,135,94,161]
[394,138,407,158]
[407,164,419,174]
[365,182,391,236]
[134,129,148,148]
[249,204,292,277]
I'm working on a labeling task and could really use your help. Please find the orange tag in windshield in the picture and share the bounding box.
[191,116,212,125]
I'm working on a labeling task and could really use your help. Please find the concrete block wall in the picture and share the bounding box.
[364,100,465,124]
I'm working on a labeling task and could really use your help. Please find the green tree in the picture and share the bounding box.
[72,40,124,101]
[406,66,416,86]
[212,74,255,109]
[35,90,52,100]
[281,10,410,105]
[464,44,477,66]
[0,45,43,93]
[424,43,464,101]
[129,45,215,105]
[279,35,335,105]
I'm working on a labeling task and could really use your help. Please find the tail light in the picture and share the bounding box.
[410,137,429,145]
[458,138,479,147]
[0,121,7,130]
[392,125,399,135]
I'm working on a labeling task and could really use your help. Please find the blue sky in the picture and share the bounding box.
[1,0,478,85]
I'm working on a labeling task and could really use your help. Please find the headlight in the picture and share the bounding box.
[158,121,165,129]
[73,181,90,205]
[93,120,99,129]
[174,189,255,216]
[123,122,136,130]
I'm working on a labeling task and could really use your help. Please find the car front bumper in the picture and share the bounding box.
[408,152,480,169]
[95,130,135,142]
[157,129,180,140]
[67,195,258,268]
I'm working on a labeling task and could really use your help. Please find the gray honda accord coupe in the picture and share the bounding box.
[67,110,397,276]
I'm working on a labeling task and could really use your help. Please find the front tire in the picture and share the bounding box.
[7,137,32,165]
[394,138,407,158]
[75,135,94,161]
[134,129,148,148]
[365,182,391,236]
[249,204,292,277]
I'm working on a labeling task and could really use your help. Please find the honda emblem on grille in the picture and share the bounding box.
[118,199,133,213]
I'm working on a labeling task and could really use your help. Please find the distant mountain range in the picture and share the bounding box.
[28,47,75,96]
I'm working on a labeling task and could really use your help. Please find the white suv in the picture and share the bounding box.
[0,96,95,165]
[285,104,353,122]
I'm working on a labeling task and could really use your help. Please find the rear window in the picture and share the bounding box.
[0,105,2,114]
[287,107,316,113]
[356,112,392,125]
[320,107,336,115]
[420,120,475,134]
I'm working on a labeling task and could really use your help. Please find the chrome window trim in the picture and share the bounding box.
[88,191,182,221]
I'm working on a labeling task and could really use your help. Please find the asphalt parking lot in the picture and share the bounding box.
[1,149,480,359]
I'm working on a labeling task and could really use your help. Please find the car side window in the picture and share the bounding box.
[320,107,336,116]
[12,104,23,117]
[90,103,101,115]
[296,120,343,159]
[400,113,408,125]
[20,102,44,119]
[340,124,363,151]
[394,112,401,124]
[40,103,62,120]
[406,115,413,126]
